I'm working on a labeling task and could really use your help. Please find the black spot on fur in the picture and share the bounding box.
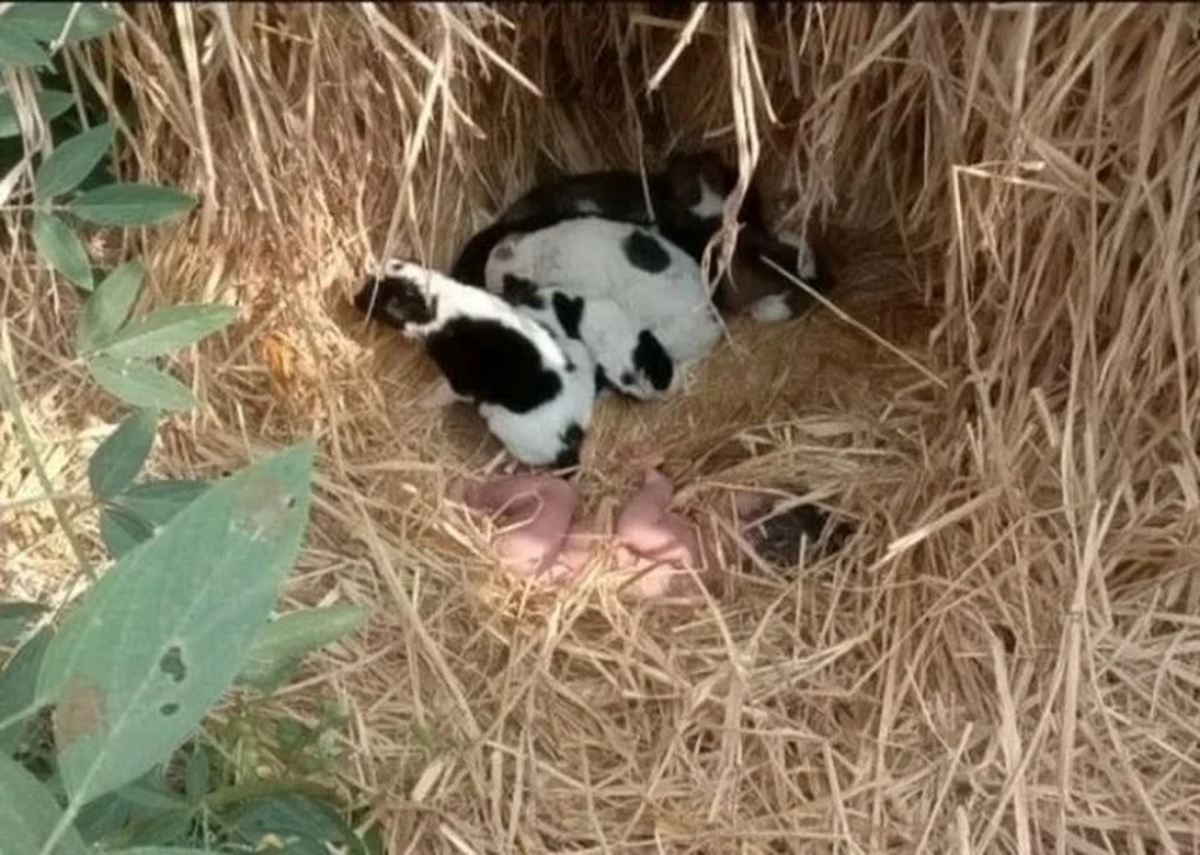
[501,274,546,309]
[554,424,584,469]
[552,292,585,340]
[424,316,562,414]
[594,365,612,394]
[620,371,635,386]
[632,330,674,391]
[622,229,671,273]
[354,277,435,329]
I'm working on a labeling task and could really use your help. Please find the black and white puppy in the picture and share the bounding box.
[484,217,725,376]
[495,272,677,401]
[354,259,596,469]
[449,149,832,323]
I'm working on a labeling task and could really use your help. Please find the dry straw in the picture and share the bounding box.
[4,3,1200,853]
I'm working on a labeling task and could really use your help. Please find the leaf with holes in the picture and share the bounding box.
[0,89,74,138]
[32,212,93,291]
[69,182,197,227]
[1,2,123,43]
[77,260,146,355]
[94,304,237,360]
[235,605,369,690]
[35,121,114,200]
[87,354,196,411]
[0,753,89,855]
[0,27,52,69]
[0,601,47,646]
[35,441,315,807]
[87,408,158,501]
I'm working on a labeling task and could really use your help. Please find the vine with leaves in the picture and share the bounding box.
[0,5,378,854]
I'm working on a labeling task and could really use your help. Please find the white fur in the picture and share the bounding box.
[381,259,568,373]
[477,336,596,466]
[381,260,594,467]
[515,291,679,400]
[749,293,794,324]
[690,178,726,220]
[575,198,603,215]
[483,217,724,369]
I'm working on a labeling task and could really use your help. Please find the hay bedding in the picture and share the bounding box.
[5,3,1200,853]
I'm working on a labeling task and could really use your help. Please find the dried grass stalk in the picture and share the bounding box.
[4,3,1200,853]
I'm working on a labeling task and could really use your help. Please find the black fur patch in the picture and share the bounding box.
[749,505,855,570]
[424,316,562,414]
[551,292,585,340]
[620,371,635,386]
[622,229,671,273]
[501,274,546,309]
[354,277,435,329]
[632,330,674,391]
[554,423,584,469]
[594,365,612,395]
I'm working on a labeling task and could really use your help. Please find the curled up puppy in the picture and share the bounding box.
[354,259,596,469]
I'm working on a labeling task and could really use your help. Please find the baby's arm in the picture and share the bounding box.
[615,469,703,568]
[449,475,578,579]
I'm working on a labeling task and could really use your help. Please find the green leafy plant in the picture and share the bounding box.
[0,4,377,853]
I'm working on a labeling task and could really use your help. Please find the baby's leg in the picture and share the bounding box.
[615,469,703,568]
[449,475,578,578]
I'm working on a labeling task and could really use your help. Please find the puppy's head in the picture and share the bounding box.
[354,258,438,331]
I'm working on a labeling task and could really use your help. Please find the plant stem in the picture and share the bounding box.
[0,340,94,579]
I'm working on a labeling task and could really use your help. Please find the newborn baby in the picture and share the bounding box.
[447,467,850,604]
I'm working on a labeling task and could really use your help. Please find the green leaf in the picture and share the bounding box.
[87,408,158,500]
[77,260,146,354]
[0,601,47,646]
[36,441,316,807]
[0,626,53,755]
[87,354,197,411]
[31,212,93,291]
[274,716,312,753]
[69,182,197,227]
[35,121,114,200]
[2,3,123,43]
[122,848,221,855]
[113,811,196,849]
[114,480,211,527]
[73,791,133,846]
[0,27,52,69]
[236,605,368,690]
[222,793,366,855]
[0,89,74,138]
[0,753,89,855]
[184,742,210,803]
[98,505,154,560]
[100,480,213,558]
[95,304,237,360]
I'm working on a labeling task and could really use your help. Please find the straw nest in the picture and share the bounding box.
[4,3,1200,853]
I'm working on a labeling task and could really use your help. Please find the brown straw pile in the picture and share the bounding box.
[5,3,1200,852]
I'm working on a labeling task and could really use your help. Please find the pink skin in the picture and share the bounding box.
[449,469,777,603]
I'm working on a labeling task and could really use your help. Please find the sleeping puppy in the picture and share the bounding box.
[354,259,596,469]
[450,149,832,322]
